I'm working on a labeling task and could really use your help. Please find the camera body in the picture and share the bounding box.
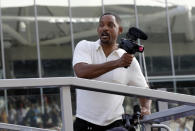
[122,105,141,131]
[119,27,147,54]
[119,38,144,54]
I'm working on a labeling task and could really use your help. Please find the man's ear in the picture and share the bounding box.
[97,27,100,34]
[119,26,123,35]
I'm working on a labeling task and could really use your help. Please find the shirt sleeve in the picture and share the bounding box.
[127,58,148,88]
[72,40,92,67]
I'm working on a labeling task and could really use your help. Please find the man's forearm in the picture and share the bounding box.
[74,53,134,79]
[139,98,151,109]
[74,60,120,79]
[139,98,151,115]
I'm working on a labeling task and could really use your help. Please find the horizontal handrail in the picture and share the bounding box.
[141,105,195,123]
[0,77,195,105]
[148,75,195,82]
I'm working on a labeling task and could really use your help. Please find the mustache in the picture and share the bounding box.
[101,31,109,36]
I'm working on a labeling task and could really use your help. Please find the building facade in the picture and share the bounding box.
[0,0,195,130]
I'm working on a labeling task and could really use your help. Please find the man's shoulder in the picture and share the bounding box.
[115,48,126,57]
[77,40,99,47]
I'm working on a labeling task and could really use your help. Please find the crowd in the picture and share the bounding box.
[0,95,194,130]
[0,95,62,129]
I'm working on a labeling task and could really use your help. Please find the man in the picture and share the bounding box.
[73,12,151,131]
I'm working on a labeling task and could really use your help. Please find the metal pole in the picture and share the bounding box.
[68,0,75,56]
[33,0,44,114]
[0,2,8,116]
[133,0,142,68]
[101,0,105,14]
[60,86,73,131]
[133,0,148,81]
[0,3,5,80]
[142,52,149,82]
[165,0,177,92]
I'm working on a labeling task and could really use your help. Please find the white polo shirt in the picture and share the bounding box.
[73,39,148,126]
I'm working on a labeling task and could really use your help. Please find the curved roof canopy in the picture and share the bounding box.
[1,0,195,8]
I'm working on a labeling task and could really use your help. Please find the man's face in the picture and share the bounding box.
[97,15,122,45]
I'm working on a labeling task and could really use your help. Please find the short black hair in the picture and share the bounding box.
[99,12,121,24]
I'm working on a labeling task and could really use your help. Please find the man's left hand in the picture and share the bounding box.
[141,106,151,117]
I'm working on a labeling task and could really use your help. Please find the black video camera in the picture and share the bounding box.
[122,105,141,131]
[119,27,148,54]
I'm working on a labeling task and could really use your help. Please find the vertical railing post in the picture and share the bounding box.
[142,124,151,131]
[60,86,73,131]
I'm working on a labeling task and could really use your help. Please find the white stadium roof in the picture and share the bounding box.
[1,0,195,8]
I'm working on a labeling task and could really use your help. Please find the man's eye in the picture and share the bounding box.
[108,23,114,28]
[99,23,104,27]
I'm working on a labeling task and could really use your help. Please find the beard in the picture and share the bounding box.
[100,38,110,44]
[100,32,112,44]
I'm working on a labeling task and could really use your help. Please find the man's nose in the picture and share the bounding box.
[103,25,109,31]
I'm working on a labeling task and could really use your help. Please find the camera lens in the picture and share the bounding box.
[138,46,144,52]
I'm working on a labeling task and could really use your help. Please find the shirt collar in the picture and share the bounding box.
[95,39,125,57]
[95,39,102,51]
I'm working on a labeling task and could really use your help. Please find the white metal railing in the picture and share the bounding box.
[0,77,195,131]
[151,124,171,131]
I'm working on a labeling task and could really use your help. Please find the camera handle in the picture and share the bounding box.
[122,114,131,128]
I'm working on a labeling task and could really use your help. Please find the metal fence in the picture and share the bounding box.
[0,77,195,131]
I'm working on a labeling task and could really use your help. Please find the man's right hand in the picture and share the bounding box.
[117,53,134,68]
